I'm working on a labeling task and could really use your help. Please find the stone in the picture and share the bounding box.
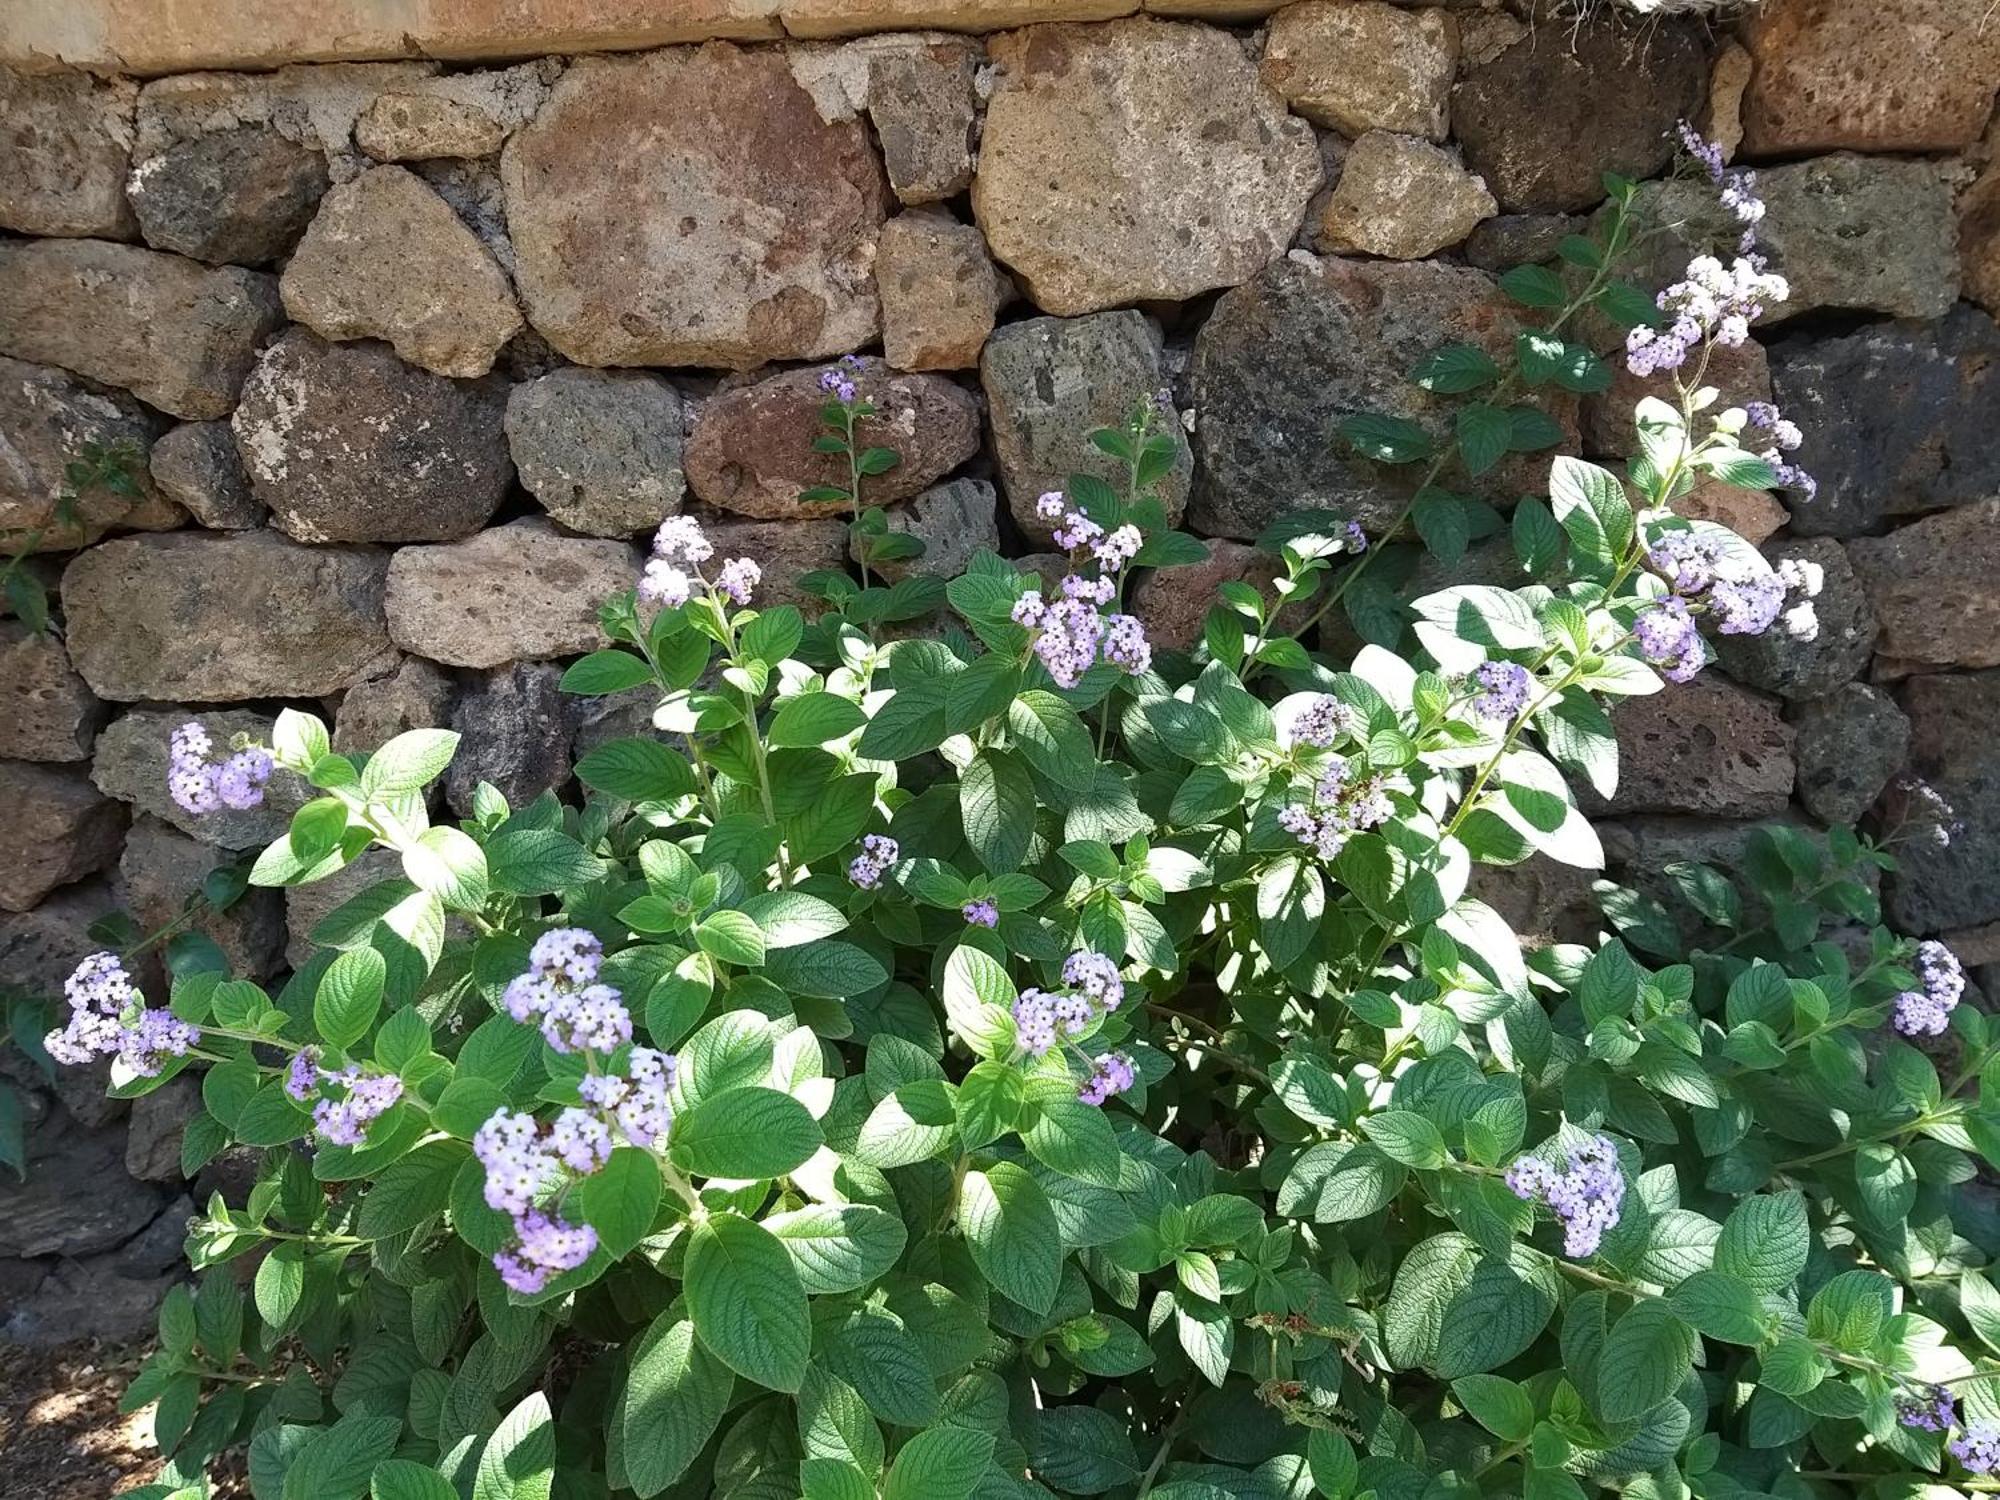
[1620,157,1958,326]
[981,310,1191,544]
[877,214,1009,371]
[852,478,1000,582]
[386,519,637,669]
[504,44,889,369]
[0,621,104,762]
[1187,255,1551,541]
[334,657,458,755]
[445,662,573,818]
[1884,671,2000,933]
[1769,310,2000,538]
[416,156,517,278]
[1130,538,1292,654]
[110,1193,194,1275]
[1704,41,1751,162]
[861,35,980,204]
[0,356,178,550]
[685,358,979,519]
[1451,15,1708,213]
[0,1115,163,1258]
[232,329,512,545]
[1847,502,2000,674]
[1462,213,1586,272]
[1741,0,2000,155]
[973,18,1321,315]
[147,421,261,530]
[505,368,689,538]
[1966,159,2000,319]
[281,165,523,378]
[124,1077,200,1182]
[92,708,308,850]
[1314,132,1494,259]
[120,816,287,981]
[0,761,124,912]
[1,1255,181,1347]
[1260,0,1457,141]
[285,848,400,968]
[1676,480,1786,548]
[357,92,506,161]
[1582,340,1770,459]
[1583,675,1795,819]
[128,123,330,265]
[1467,854,1602,950]
[705,517,850,612]
[1793,683,1909,827]
[0,882,124,1018]
[1714,537,1875,700]
[0,239,282,420]
[0,67,138,239]
[1599,814,1840,942]
[62,531,396,702]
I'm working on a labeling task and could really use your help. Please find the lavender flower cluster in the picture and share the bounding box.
[1952,1424,2000,1476]
[638,516,759,612]
[1012,950,1135,1106]
[1277,757,1394,863]
[1898,1388,2000,1476]
[1290,694,1360,750]
[168,720,273,816]
[847,834,899,891]
[43,952,198,1078]
[1892,939,1965,1038]
[816,352,865,404]
[502,928,633,1056]
[962,898,999,928]
[1011,491,1152,689]
[302,1062,405,1147]
[1633,533,1819,683]
[1505,1134,1626,1258]
[1470,662,1533,723]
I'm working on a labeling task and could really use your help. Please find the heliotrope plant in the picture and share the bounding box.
[50,131,2000,1500]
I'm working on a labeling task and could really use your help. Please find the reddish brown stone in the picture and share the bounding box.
[1130,539,1297,653]
[684,358,979,520]
[877,214,1008,371]
[0,621,105,762]
[706,516,849,613]
[1582,675,1795,819]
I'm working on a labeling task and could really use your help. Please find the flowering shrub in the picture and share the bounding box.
[57,135,2000,1500]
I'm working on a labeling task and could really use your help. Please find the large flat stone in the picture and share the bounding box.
[62,530,397,701]
[0,239,282,420]
[1847,501,2000,674]
[128,122,330,266]
[503,43,889,369]
[0,67,138,239]
[0,760,125,912]
[232,329,512,545]
[1582,675,1795,820]
[386,519,637,669]
[973,17,1321,314]
[1260,0,1457,141]
[685,358,980,519]
[121,816,286,981]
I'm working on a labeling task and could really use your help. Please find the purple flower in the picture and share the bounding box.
[1634,598,1704,683]
[1011,590,1048,630]
[540,985,632,1056]
[531,928,602,985]
[1894,940,1964,1037]
[1053,510,1103,554]
[715,557,760,607]
[43,952,196,1077]
[1649,533,1721,596]
[638,560,692,609]
[285,1048,320,1102]
[962,898,999,928]
[848,833,899,890]
[1281,760,1392,863]
[495,1208,599,1293]
[1035,491,1067,521]
[1100,614,1151,675]
[1013,989,1057,1056]
[474,1107,559,1215]
[1292,694,1357,750]
[1471,662,1532,723]
[653,517,714,567]
[1078,1051,1136,1107]
[612,1048,677,1147]
[1951,1424,2000,1476]
[1029,595,1105,690]
[1093,525,1143,572]
[1061,949,1124,1011]
[546,1106,614,1173]
[1708,573,1784,637]
[214,747,273,810]
[1508,1135,1624,1258]
[312,1070,403,1147]
[1342,520,1367,554]
[506,930,630,1056]
[1896,1386,1956,1433]
[169,720,270,814]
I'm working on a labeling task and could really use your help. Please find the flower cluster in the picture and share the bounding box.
[1470,661,1532,723]
[1892,938,1965,1038]
[1505,1134,1626,1258]
[168,720,273,816]
[1291,694,1360,750]
[1277,758,1394,862]
[1011,950,1133,1105]
[309,1067,405,1147]
[472,1046,678,1295]
[502,929,633,1056]
[847,834,899,891]
[816,353,865,404]
[1951,1425,2000,1476]
[962,898,999,928]
[1012,576,1153,689]
[1633,531,1817,683]
[43,952,198,1078]
[1897,1386,1957,1433]
[638,516,759,611]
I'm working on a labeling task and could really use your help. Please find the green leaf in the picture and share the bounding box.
[1343,412,1434,464]
[1023,1094,1123,1187]
[1276,1141,1406,1221]
[1596,1300,1697,1422]
[1452,1374,1534,1442]
[575,737,695,803]
[559,649,655,696]
[1499,263,1566,308]
[401,826,489,912]
[685,1212,810,1393]
[883,1426,994,1500]
[485,830,606,897]
[766,941,888,999]
[1008,693,1096,794]
[1548,457,1634,562]
[799,1366,886,1475]
[961,751,1036,875]
[372,1460,458,1500]
[695,909,766,967]
[1029,1407,1142,1495]
[315,947,387,1051]
[1412,344,1502,394]
[255,1243,307,1331]
[769,692,867,748]
[764,1204,908,1295]
[472,1392,556,1500]
[1668,1268,1766,1345]
[940,946,1017,1060]
[737,891,847,948]
[359,729,460,801]
[1360,1109,1448,1169]
[579,1146,662,1258]
[355,1140,465,1240]
[670,1087,821,1180]
[1457,403,1513,478]
[1714,1192,1809,1294]
[960,1162,1061,1315]
[618,1317,731,1498]
[857,684,949,761]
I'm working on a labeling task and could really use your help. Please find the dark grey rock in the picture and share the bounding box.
[1714,537,1875,700]
[506,368,688,538]
[233,328,512,545]
[122,1077,202,1184]
[851,477,1000,582]
[109,1194,195,1275]
[0,621,106,763]
[0,1113,165,1258]
[1583,674,1795,819]
[121,816,287,980]
[149,421,262,530]
[1884,671,2000,933]
[1793,683,1909,827]
[129,123,330,265]
[445,662,572,818]
[1462,212,1587,272]
[0,355,177,548]
[285,848,401,969]
[0,761,125,913]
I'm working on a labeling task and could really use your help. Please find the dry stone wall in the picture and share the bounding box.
[2,0,1999,1340]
